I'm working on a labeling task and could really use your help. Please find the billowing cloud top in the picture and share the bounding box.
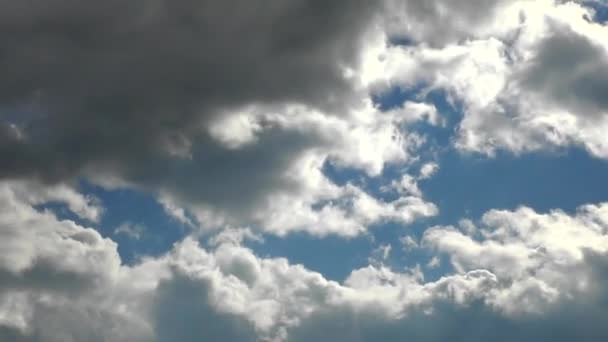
[1,0,608,341]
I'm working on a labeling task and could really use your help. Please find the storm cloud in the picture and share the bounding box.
[0,0,378,179]
[0,0,404,227]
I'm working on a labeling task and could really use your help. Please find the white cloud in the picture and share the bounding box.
[368,244,393,266]
[0,183,116,277]
[3,181,608,341]
[372,0,608,158]
[419,162,439,179]
[424,203,608,314]
[254,181,437,237]
[160,100,439,237]
[114,222,146,240]
[427,256,441,269]
[7,180,103,222]
[400,235,419,251]
[207,109,264,150]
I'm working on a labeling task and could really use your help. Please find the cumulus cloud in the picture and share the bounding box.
[3,182,608,341]
[374,0,608,158]
[424,203,608,314]
[0,182,117,282]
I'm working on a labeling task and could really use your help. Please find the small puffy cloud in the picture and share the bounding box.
[419,162,439,179]
[114,222,146,240]
[427,256,441,269]
[391,174,422,197]
[368,244,393,266]
[400,235,420,252]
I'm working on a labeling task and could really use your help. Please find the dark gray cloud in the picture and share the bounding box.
[0,0,390,226]
[517,25,608,120]
[153,269,257,342]
[383,0,511,46]
[0,259,98,294]
[0,0,381,212]
[0,299,149,342]
[289,300,608,342]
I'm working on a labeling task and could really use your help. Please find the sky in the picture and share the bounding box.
[1,1,608,341]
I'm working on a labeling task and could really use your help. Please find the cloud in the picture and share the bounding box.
[0,0,448,238]
[424,203,608,314]
[373,0,608,158]
[5,179,103,222]
[383,0,513,46]
[0,182,118,290]
[142,100,440,236]
[3,182,608,341]
[0,182,139,341]
[517,25,608,117]
[153,270,257,342]
[114,222,146,240]
[2,0,431,236]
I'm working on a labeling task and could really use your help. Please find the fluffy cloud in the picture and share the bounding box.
[0,182,135,341]
[3,183,608,341]
[424,203,608,314]
[150,99,439,236]
[0,182,118,287]
[374,0,608,158]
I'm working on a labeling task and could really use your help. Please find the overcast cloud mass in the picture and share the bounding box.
[1,0,608,341]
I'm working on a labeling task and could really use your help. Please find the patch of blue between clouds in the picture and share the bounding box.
[388,36,417,47]
[84,182,190,264]
[423,148,608,222]
[374,85,463,148]
[584,0,608,23]
[43,181,189,265]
